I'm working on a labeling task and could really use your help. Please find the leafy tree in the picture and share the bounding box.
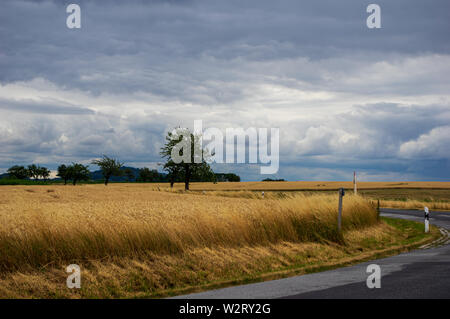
[192,162,216,183]
[160,128,214,190]
[27,164,40,180]
[91,155,124,185]
[214,173,241,182]
[39,167,51,181]
[124,168,135,182]
[138,167,159,182]
[27,164,50,180]
[7,165,29,179]
[67,163,90,185]
[57,164,71,185]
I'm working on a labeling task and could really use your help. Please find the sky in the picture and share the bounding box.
[0,0,449,181]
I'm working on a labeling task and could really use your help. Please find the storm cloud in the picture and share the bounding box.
[0,0,449,180]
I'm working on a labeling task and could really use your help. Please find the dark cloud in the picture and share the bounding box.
[1,0,449,95]
[0,0,449,180]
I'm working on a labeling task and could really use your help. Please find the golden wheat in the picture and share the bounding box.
[0,185,377,272]
[155,187,450,211]
[0,184,438,298]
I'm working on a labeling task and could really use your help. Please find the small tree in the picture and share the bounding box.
[57,164,71,185]
[27,164,50,180]
[138,167,159,182]
[124,168,135,182]
[91,155,123,185]
[67,163,90,185]
[7,165,29,179]
[160,128,213,190]
[27,164,40,180]
[192,162,216,183]
[39,167,51,181]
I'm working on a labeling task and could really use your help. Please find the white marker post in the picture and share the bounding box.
[338,188,345,232]
[262,191,265,198]
[353,171,357,195]
[424,207,430,233]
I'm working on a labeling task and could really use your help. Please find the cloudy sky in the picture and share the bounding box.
[0,0,449,181]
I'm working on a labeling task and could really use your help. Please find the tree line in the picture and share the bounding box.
[3,129,240,189]
[6,156,125,186]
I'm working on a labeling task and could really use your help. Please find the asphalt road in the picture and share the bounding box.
[173,209,450,299]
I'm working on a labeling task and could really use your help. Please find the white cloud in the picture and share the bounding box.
[399,126,450,159]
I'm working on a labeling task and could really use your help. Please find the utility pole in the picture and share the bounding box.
[338,188,345,232]
[353,171,357,195]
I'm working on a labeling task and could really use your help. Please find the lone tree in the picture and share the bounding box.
[67,163,90,185]
[91,155,123,185]
[57,164,71,185]
[160,128,214,190]
[7,165,29,179]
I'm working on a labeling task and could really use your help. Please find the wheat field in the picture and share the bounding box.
[153,181,450,210]
[0,183,435,298]
[0,184,378,271]
[151,181,450,191]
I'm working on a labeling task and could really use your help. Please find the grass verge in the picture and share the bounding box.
[0,217,438,298]
[154,217,440,298]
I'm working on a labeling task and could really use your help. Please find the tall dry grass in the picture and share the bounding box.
[153,187,292,199]
[378,199,450,211]
[0,185,377,272]
[0,223,410,298]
